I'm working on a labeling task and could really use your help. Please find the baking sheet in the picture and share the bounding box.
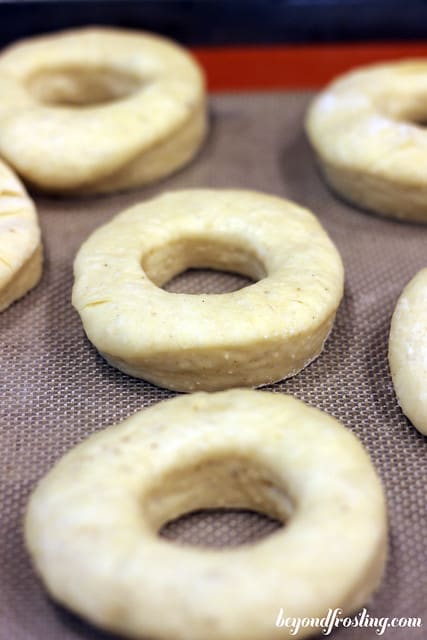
[1,92,426,639]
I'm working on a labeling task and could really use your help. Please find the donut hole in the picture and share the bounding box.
[164,269,253,294]
[396,105,427,127]
[26,66,142,107]
[144,456,291,549]
[141,237,266,294]
[160,508,281,548]
[405,114,427,128]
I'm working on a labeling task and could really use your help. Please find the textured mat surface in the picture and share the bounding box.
[1,92,426,639]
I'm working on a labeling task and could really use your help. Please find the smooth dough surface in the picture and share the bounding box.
[389,268,427,435]
[0,27,206,194]
[306,60,427,221]
[0,158,42,311]
[25,389,388,640]
[72,189,344,391]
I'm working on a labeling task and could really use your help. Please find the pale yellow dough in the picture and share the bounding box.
[25,389,388,640]
[306,60,427,221]
[72,189,344,392]
[0,27,206,194]
[0,158,42,311]
[389,268,427,435]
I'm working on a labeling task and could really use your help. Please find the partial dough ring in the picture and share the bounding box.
[0,158,42,311]
[72,189,344,391]
[306,60,427,221]
[389,268,427,435]
[25,389,387,640]
[0,28,206,194]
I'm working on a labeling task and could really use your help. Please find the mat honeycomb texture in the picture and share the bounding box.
[1,93,426,640]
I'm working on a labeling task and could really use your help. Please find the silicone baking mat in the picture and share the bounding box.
[1,92,426,639]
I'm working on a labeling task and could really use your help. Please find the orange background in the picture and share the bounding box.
[192,42,427,91]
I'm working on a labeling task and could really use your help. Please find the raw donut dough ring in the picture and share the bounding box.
[0,27,206,194]
[25,389,388,640]
[389,268,427,435]
[0,158,42,311]
[306,60,427,222]
[72,189,344,392]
